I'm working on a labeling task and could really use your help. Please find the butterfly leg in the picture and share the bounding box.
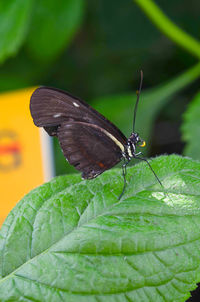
[118,159,129,200]
[135,151,142,156]
[134,155,163,189]
[133,155,174,203]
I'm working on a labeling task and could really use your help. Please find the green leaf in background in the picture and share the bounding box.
[182,92,200,160]
[92,62,200,156]
[0,0,33,63]
[1,155,200,301]
[26,0,85,62]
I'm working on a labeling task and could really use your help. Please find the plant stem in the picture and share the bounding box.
[134,0,200,59]
[153,61,200,100]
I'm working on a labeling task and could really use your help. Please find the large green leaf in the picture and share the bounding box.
[182,92,200,160]
[26,0,85,62]
[1,155,200,301]
[0,0,33,63]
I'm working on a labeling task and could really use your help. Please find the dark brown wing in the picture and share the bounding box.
[30,87,126,145]
[57,121,123,179]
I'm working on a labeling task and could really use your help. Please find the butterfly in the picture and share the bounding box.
[30,71,162,198]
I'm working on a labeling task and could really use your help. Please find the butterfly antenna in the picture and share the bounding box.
[133,70,143,132]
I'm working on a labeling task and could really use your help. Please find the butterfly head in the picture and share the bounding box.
[125,132,146,160]
[129,132,146,148]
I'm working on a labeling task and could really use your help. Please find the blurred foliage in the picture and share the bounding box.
[134,0,200,59]
[26,0,84,62]
[0,0,33,62]
[182,92,200,160]
[0,0,200,176]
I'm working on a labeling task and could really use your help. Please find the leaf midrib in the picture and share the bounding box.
[1,201,200,285]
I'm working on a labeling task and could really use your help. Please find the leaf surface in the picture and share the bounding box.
[0,155,200,301]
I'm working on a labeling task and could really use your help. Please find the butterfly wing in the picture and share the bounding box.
[30,87,126,144]
[57,121,123,179]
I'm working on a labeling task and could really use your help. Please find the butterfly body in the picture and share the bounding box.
[30,87,145,180]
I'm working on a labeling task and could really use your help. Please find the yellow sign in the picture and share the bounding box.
[0,88,54,225]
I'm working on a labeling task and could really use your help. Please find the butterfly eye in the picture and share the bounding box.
[139,140,146,147]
